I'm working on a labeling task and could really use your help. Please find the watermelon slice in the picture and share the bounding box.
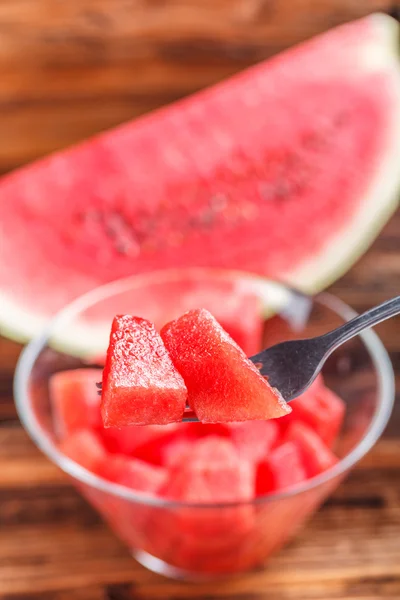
[101,315,187,426]
[1,14,399,345]
[50,368,103,439]
[161,308,290,422]
[256,441,307,495]
[284,422,339,478]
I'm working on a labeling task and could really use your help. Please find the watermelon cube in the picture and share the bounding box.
[281,376,345,447]
[101,315,187,426]
[60,429,108,474]
[161,309,291,423]
[131,424,186,465]
[102,423,180,460]
[160,435,194,468]
[228,420,279,463]
[158,278,264,356]
[49,368,103,439]
[100,455,167,493]
[155,437,255,544]
[284,422,339,478]
[256,441,307,495]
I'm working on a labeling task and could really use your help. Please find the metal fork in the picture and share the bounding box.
[182,295,400,422]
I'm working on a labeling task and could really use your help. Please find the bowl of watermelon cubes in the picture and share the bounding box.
[14,268,394,579]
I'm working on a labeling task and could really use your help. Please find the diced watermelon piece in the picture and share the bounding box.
[256,441,307,495]
[158,437,255,537]
[161,436,194,468]
[101,315,187,426]
[161,309,291,423]
[228,420,279,463]
[59,429,107,474]
[280,376,345,447]
[131,424,186,465]
[49,368,103,439]
[100,455,168,493]
[284,422,339,478]
[101,423,180,459]
[178,435,242,468]
[182,288,262,356]
[157,424,231,467]
[101,426,144,455]
[151,278,263,356]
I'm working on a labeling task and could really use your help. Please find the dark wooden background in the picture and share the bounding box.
[1,1,400,598]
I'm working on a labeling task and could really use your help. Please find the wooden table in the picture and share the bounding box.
[1,2,400,598]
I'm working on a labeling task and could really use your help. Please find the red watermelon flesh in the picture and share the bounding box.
[256,441,307,495]
[161,436,194,468]
[228,420,279,463]
[50,368,103,439]
[122,276,264,357]
[161,308,291,422]
[159,281,263,357]
[1,15,400,346]
[197,288,262,356]
[101,426,146,456]
[145,437,256,560]
[100,455,167,493]
[131,424,190,465]
[60,429,108,474]
[158,423,232,467]
[284,422,339,478]
[279,376,345,447]
[101,315,187,426]
[159,437,255,535]
[102,423,180,458]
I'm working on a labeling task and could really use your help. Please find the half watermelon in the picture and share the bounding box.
[0,14,399,343]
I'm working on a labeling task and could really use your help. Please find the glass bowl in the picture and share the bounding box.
[14,268,394,580]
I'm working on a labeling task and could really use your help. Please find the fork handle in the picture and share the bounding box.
[321,295,400,353]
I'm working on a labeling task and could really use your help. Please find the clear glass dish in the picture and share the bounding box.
[14,268,395,580]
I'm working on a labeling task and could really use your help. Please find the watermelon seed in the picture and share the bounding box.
[254,362,263,370]
[96,382,102,389]
[114,240,130,255]
[199,210,215,227]
[210,193,228,212]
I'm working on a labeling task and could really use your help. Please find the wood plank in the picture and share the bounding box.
[1,465,400,596]
[0,427,399,595]
[0,0,393,172]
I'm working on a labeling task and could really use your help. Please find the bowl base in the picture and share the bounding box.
[132,549,246,581]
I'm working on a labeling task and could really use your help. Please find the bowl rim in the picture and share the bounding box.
[14,268,395,509]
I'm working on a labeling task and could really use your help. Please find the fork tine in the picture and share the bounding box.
[182,404,199,423]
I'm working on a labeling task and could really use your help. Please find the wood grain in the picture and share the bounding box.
[0,1,400,598]
[0,0,394,172]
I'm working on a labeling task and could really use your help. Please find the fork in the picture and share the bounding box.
[182,295,400,422]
